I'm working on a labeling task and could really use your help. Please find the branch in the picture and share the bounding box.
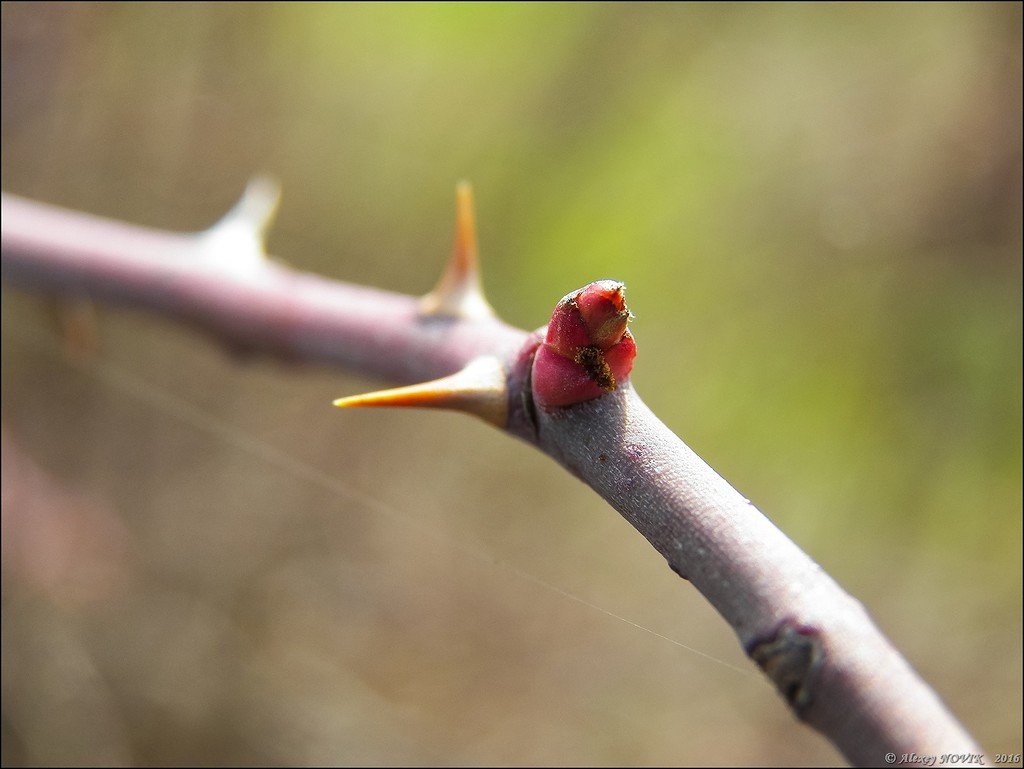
[0,185,983,766]
[0,186,527,384]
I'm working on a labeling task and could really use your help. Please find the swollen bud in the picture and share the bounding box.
[531,280,636,409]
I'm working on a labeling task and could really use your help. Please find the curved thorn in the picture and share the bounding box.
[224,175,281,240]
[333,356,508,428]
[419,181,495,320]
[199,175,281,264]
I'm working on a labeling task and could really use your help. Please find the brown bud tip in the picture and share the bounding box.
[532,280,636,409]
[575,279,632,349]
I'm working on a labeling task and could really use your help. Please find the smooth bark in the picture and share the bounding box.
[0,191,984,766]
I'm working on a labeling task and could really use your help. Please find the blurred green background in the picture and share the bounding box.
[2,2,1020,765]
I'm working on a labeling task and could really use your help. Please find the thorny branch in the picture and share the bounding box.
[0,183,984,767]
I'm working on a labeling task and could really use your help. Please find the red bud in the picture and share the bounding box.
[532,281,636,409]
[575,279,631,348]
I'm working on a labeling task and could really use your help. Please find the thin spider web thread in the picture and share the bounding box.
[5,325,752,677]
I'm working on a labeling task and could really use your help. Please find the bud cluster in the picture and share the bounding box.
[531,280,636,409]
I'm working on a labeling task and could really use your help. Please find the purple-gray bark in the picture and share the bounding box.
[0,191,984,766]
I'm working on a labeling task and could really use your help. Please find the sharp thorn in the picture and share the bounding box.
[333,356,508,428]
[419,181,495,320]
[226,174,281,239]
[200,174,281,263]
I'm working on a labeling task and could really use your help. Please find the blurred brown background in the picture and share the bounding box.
[2,3,1021,765]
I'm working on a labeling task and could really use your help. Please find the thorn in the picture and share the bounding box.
[50,297,99,362]
[224,174,281,240]
[333,356,507,428]
[199,174,281,265]
[419,181,495,320]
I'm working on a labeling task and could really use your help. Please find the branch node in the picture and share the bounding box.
[748,621,824,715]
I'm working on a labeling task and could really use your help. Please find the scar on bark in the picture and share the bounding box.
[748,621,824,714]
